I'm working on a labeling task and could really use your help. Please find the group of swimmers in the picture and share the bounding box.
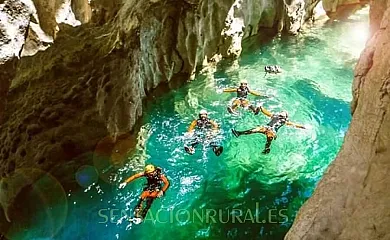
[119,65,307,224]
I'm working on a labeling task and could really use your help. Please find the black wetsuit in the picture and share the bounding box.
[135,168,165,219]
[237,86,249,99]
[144,168,163,191]
[196,118,213,130]
[261,114,288,152]
[265,65,280,73]
[230,86,259,114]
[233,113,288,153]
[266,114,288,133]
[186,118,223,156]
[190,118,216,146]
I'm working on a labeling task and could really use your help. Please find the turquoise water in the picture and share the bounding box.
[5,7,369,240]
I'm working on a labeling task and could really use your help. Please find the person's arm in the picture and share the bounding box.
[286,121,306,129]
[157,174,170,197]
[119,172,144,188]
[260,106,273,117]
[223,88,237,93]
[208,120,219,136]
[248,89,262,96]
[209,120,219,131]
[160,174,170,193]
[187,120,197,132]
[124,172,144,183]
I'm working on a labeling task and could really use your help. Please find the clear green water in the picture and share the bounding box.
[10,7,369,240]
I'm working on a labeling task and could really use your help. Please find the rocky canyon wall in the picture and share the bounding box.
[322,0,368,19]
[0,0,325,232]
[285,0,390,239]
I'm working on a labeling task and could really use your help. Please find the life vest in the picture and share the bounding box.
[265,65,273,73]
[196,118,212,129]
[144,168,163,191]
[265,65,280,73]
[267,114,288,132]
[237,86,249,98]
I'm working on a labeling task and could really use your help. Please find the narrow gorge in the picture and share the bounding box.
[0,0,388,239]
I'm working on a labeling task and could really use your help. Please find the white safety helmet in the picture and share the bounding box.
[199,109,208,116]
[280,111,288,119]
[240,79,248,84]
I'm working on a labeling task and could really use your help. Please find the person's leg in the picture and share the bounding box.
[232,126,264,137]
[228,99,241,113]
[134,199,143,217]
[134,191,148,218]
[141,197,156,219]
[262,131,276,154]
[262,136,273,154]
[209,141,223,156]
[185,138,200,155]
[231,99,241,111]
[245,100,260,115]
[190,140,199,148]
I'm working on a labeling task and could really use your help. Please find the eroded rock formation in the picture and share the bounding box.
[0,0,326,64]
[220,0,322,56]
[285,1,390,239]
[0,0,85,63]
[0,0,325,235]
[322,0,368,19]
[0,0,31,61]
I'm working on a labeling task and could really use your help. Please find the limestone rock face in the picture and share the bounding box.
[322,0,368,18]
[0,0,89,64]
[220,0,321,57]
[369,0,390,36]
[0,0,323,63]
[0,0,31,62]
[285,1,390,240]
[0,0,228,226]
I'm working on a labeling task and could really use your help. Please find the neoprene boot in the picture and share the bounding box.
[212,146,223,156]
[232,129,252,137]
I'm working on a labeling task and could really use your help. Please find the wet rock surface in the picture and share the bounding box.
[322,0,368,19]
[285,1,390,240]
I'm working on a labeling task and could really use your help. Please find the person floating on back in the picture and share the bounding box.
[119,164,169,223]
[223,79,264,115]
[264,65,282,76]
[184,110,223,156]
[231,105,306,154]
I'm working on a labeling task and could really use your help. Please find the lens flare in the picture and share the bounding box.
[75,165,99,188]
[0,168,67,240]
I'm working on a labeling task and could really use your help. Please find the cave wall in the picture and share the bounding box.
[285,1,390,239]
[0,0,326,64]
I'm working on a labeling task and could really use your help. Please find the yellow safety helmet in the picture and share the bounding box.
[144,164,156,174]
